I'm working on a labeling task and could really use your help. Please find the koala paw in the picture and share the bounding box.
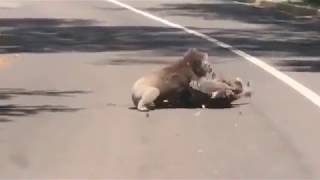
[189,80,200,90]
[211,91,226,99]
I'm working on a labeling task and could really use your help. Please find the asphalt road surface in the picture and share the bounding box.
[0,0,320,179]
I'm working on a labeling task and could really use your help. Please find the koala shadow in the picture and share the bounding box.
[128,89,250,111]
[128,100,248,111]
[155,100,246,110]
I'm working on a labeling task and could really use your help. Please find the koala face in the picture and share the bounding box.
[184,48,213,77]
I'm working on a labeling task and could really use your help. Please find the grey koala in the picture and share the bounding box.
[188,74,252,107]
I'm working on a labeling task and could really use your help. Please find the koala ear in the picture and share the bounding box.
[203,52,208,61]
[184,48,192,57]
[184,48,197,57]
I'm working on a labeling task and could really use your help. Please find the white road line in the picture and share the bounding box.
[105,0,320,109]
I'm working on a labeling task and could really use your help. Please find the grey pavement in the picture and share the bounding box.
[0,0,319,178]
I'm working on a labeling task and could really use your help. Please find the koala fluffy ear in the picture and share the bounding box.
[184,48,197,57]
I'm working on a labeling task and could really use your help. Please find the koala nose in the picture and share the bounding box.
[208,65,213,73]
[206,64,213,73]
[211,72,216,79]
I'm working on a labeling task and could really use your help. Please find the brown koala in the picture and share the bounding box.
[131,48,212,111]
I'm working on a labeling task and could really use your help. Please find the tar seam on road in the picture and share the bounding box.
[105,0,320,110]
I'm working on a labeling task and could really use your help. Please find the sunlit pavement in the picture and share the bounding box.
[0,0,319,178]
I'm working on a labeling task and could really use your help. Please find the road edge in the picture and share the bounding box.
[237,0,320,17]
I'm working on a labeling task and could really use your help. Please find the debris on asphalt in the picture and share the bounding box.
[197,149,204,153]
[106,103,117,107]
[201,104,206,109]
[194,111,201,116]
[145,112,150,118]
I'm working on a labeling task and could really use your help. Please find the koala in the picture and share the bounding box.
[131,48,213,111]
[188,76,252,108]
